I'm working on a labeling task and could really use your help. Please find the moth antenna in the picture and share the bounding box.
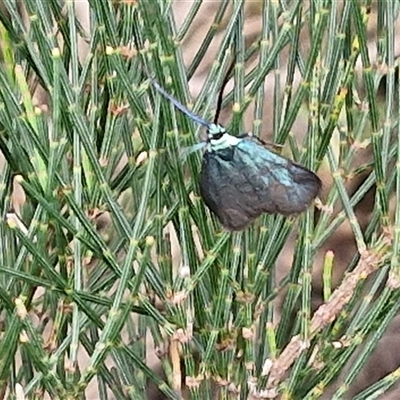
[214,56,236,123]
[179,142,207,159]
[150,80,211,128]
[131,13,212,129]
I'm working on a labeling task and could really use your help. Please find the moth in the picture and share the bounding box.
[151,80,321,231]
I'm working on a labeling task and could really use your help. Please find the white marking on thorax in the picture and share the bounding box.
[207,133,242,152]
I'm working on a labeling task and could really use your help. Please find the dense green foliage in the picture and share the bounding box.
[0,1,399,399]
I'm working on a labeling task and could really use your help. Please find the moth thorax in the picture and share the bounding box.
[208,132,242,151]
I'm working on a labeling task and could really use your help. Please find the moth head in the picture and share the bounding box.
[207,124,226,141]
[206,124,241,152]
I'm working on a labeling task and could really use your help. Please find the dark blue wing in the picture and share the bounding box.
[199,138,321,230]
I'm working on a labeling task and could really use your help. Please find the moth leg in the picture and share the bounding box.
[238,132,282,150]
[237,132,255,139]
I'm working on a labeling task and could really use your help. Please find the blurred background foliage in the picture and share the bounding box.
[0,0,399,399]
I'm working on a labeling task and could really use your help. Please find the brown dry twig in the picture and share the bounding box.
[250,237,390,399]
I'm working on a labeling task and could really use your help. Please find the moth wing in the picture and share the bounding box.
[237,140,321,215]
[199,140,321,230]
[200,148,267,230]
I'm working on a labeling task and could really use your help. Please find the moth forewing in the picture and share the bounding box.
[200,134,321,231]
